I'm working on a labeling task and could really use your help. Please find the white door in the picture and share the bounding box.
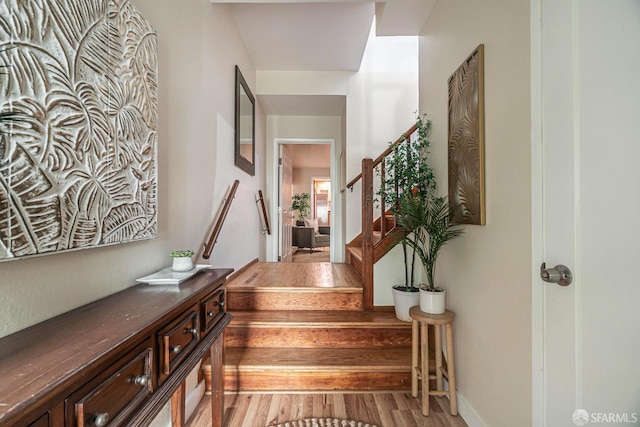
[279,145,293,262]
[533,1,640,425]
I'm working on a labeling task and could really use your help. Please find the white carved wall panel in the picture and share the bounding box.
[0,0,158,260]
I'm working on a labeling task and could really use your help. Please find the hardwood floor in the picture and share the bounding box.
[188,392,468,427]
[292,246,330,263]
[227,262,361,289]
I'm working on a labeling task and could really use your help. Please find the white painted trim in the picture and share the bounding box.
[272,138,342,263]
[530,0,545,424]
[456,392,487,427]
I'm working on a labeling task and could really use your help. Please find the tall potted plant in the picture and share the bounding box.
[378,115,436,321]
[397,195,464,314]
[291,193,311,226]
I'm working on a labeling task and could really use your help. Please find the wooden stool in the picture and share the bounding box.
[409,306,457,416]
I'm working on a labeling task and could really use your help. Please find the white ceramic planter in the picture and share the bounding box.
[172,256,194,272]
[392,286,420,322]
[419,288,446,314]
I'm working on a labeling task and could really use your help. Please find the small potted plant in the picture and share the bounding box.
[170,250,195,272]
[291,193,311,226]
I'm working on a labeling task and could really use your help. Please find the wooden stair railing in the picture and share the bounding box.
[203,179,240,259]
[345,123,419,310]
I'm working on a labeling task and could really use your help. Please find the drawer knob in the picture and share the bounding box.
[170,345,181,354]
[207,311,215,317]
[92,412,110,427]
[133,374,150,387]
[185,327,199,336]
[213,300,224,308]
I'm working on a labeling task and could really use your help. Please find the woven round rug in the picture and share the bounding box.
[268,419,377,427]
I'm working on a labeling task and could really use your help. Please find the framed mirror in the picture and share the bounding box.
[235,65,255,176]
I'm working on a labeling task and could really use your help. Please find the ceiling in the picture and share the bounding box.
[230,2,374,72]
[259,94,345,116]
[287,143,332,169]
[212,0,435,115]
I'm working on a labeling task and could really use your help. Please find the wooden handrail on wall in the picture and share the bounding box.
[203,180,240,260]
[256,190,271,235]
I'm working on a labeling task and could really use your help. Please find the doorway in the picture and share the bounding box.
[273,139,337,263]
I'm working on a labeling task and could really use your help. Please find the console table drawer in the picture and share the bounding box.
[158,305,200,383]
[28,413,49,427]
[202,289,225,333]
[66,345,153,427]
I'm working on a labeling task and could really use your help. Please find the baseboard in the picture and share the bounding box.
[455,391,487,427]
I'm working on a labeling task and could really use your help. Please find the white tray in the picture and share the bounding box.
[136,265,212,285]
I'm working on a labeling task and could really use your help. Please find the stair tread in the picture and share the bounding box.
[227,286,362,292]
[227,262,361,289]
[228,310,410,327]
[347,246,362,259]
[225,347,413,372]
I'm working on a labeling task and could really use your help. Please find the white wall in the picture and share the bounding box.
[292,167,330,200]
[0,0,265,338]
[419,0,531,425]
[344,26,419,306]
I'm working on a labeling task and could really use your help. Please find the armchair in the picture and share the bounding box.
[292,226,330,252]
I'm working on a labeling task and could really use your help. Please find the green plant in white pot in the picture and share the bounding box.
[378,115,437,321]
[398,195,464,314]
[170,250,195,272]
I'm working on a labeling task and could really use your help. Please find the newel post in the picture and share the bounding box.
[362,158,374,311]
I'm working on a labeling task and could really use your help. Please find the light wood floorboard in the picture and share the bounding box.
[188,392,467,427]
[292,246,330,263]
[227,262,361,289]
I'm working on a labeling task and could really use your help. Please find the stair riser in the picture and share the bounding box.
[347,253,363,277]
[225,327,412,348]
[224,371,411,392]
[227,291,362,311]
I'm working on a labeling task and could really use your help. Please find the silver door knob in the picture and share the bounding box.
[540,263,572,286]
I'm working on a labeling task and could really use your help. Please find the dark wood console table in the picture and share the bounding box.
[0,267,233,427]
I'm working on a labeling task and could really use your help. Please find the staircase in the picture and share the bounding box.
[345,123,419,310]
[345,211,398,279]
[220,123,428,393]
[223,263,417,392]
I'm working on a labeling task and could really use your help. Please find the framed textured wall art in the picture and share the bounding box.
[448,44,485,225]
[0,0,158,261]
